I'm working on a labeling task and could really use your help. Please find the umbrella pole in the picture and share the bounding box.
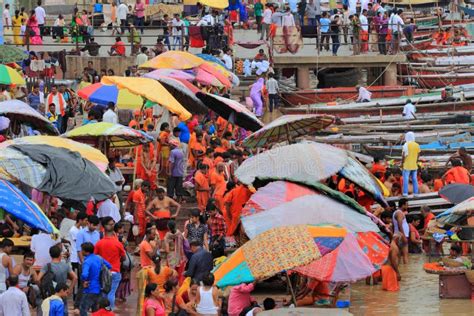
[285,123,293,144]
[285,271,297,306]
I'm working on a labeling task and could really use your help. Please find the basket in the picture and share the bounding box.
[441,257,465,268]
[465,270,474,285]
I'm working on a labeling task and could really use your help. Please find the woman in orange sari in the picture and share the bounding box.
[210,163,227,211]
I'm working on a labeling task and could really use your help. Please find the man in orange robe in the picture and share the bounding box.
[223,183,252,237]
[210,163,227,211]
[194,164,210,213]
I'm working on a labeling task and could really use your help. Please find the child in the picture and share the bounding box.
[91,297,115,316]
[46,103,59,129]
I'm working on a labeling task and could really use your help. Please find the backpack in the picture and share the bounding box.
[39,263,56,299]
[99,257,112,294]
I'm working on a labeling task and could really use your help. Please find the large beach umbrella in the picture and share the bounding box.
[10,144,115,208]
[439,183,474,204]
[213,225,347,288]
[235,142,348,186]
[0,147,46,188]
[101,76,192,121]
[243,114,336,148]
[199,0,229,9]
[0,64,26,85]
[0,100,58,135]
[0,179,58,234]
[0,46,29,63]
[436,196,474,225]
[139,51,204,70]
[196,93,263,132]
[143,68,196,81]
[63,122,154,148]
[0,136,109,172]
[77,82,143,110]
[196,53,226,68]
[195,68,225,88]
[196,62,232,88]
[241,194,379,239]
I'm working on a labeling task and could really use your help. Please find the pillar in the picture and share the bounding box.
[296,66,311,90]
[383,63,398,86]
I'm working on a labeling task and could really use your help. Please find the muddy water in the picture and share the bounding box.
[350,255,474,316]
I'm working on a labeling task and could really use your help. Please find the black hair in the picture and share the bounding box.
[1,238,13,248]
[98,297,111,309]
[81,242,94,254]
[88,215,100,225]
[49,245,62,259]
[7,275,19,287]
[55,282,69,293]
[167,220,177,234]
[156,187,165,194]
[145,283,158,298]
[160,122,169,131]
[450,244,462,255]
[398,198,408,208]
[191,209,200,217]
[101,216,115,227]
[114,222,124,233]
[164,278,178,293]
[189,240,201,247]
[381,210,393,220]
[202,273,215,286]
[107,102,115,110]
[263,297,276,310]
[23,251,35,259]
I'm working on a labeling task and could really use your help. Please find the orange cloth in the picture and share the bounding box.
[444,166,470,184]
[133,189,147,236]
[216,116,232,137]
[223,185,252,236]
[423,212,435,229]
[210,171,226,210]
[381,265,400,292]
[202,157,214,170]
[194,170,210,212]
[190,140,206,168]
[147,267,175,293]
[136,143,157,189]
[129,119,139,129]
[433,179,444,192]
[139,240,154,268]
[371,163,387,179]
[47,93,65,116]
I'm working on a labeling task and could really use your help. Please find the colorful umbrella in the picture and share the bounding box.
[195,68,225,88]
[235,142,348,186]
[139,51,204,70]
[241,194,379,239]
[0,46,29,63]
[243,114,336,148]
[196,53,226,68]
[0,100,58,135]
[213,225,347,288]
[101,76,192,121]
[199,0,229,10]
[0,64,26,85]
[0,136,109,172]
[439,183,474,204]
[196,93,263,132]
[0,179,58,234]
[172,77,201,94]
[145,75,208,114]
[77,82,143,110]
[0,147,46,188]
[63,122,154,148]
[437,196,474,225]
[196,62,232,88]
[143,69,195,81]
[293,232,388,282]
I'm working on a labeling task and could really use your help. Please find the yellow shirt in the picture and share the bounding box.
[403,141,420,170]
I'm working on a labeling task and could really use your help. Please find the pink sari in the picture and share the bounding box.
[26,16,42,45]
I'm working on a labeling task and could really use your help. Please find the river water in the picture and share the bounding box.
[350,255,474,315]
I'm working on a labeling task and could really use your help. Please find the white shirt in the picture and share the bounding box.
[197,14,215,26]
[30,233,59,268]
[357,87,372,102]
[68,225,81,264]
[282,13,295,27]
[222,54,233,71]
[172,18,184,36]
[0,286,30,316]
[46,92,65,115]
[390,14,404,32]
[2,9,10,27]
[359,14,368,31]
[266,78,279,95]
[403,103,416,119]
[59,218,75,240]
[107,167,125,192]
[263,8,273,24]
[102,109,118,124]
[97,199,121,223]
[35,6,46,24]
[136,53,148,67]
[117,3,129,21]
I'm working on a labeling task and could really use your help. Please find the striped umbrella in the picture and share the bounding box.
[0,179,58,234]
[77,82,143,109]
[196,53,226,68]
[0,64,26,85]
[0,147,46,188]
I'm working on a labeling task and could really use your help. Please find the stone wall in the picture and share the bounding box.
[65,55,135,79]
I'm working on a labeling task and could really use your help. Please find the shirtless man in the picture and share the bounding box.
[145,187,181,239]
[390,233,402,281]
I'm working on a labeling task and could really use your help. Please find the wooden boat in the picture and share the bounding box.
[400,72,474,89]
[400,38,434,51]
[409,46,474,62]
[280,86,419,106]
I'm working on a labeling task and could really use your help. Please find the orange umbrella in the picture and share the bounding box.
[139,51,204,70]
[197,62,232,88]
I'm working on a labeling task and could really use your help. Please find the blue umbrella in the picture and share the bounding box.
[196,53,226,68]
[0,179,59,234]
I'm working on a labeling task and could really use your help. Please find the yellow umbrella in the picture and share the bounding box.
[139,51,204,70]
[200,0,228,9]
[101,76,192,121]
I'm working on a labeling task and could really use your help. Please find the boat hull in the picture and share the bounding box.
[413,74,474,89]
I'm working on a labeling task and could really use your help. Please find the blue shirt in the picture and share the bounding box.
[45,297,65,316]
[169,148,185,177]
[177,122,190,143]
[27,92,41,110]
[76,227,100,254]
[320,18,331,33]
[81,253,111,294]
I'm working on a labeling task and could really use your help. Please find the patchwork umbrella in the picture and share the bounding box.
[0,100,58,135]
[235,142,348,186]
[241,194,379,239]
[196,93,263,132]
[196,53,226,68]
[139,51,204,70]
[213,225,347,288]
[439,183,474,204]
[0,147,46,188]
[63,122,154,148]
[0,179,58,234]
[143,69,195,81]
[101,76,192,121]
[293,232,388,282]
[0,64,26,85]
[0,136,109,172]
[77,82,143,109]
[0,46,29,63]
[436,196,474,225]
[243,114,336,148]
